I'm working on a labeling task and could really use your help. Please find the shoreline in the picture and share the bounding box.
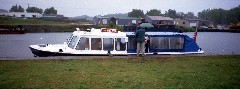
[0,24,240,33]
[1,54,239,60]
[0,24,96,33]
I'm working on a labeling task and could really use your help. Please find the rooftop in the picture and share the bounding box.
[147,16,173,21]
[115,17,139,20]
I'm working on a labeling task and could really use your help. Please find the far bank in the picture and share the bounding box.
[1,24,240,33]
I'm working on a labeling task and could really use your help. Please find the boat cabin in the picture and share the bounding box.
[66,28,128,55]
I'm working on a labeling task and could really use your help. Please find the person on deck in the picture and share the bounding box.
[136,27,146,57]
[145,34,150,53]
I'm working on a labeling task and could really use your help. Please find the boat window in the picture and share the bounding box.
[150,37,184,49]
[68,36,79,49]
[67,34,73,45]
[150,37,169,49]
[91,38,102,50]
[76,37,89,50]
[169,37,184,49]
[103,38,114,51]
[115,38,126,51]
[128,37,137,49]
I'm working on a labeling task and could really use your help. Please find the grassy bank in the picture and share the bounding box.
[0,17,65,25]
[0,56,240,88]
[0,17,96,32]
[0,24,96,32]
[0,17,91,25]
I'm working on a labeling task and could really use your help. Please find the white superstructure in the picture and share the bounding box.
[29,27,204,57]
[30,28,128,56]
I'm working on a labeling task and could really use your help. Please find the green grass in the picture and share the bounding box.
[0,17,96,32]
[0,55,240,88]
[0,17,91,25]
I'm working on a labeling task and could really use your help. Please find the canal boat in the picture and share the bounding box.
[29,27,204,57]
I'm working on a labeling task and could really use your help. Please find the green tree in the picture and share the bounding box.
[227,6,240,24]
[26,7,43,14]
[186,12,195,19]
[128,9,144,18]
[198,9,207,20]
[44,7,57,14]
[165,9,177,18]
[176,12,185,19]
[146,9,162,16]
[198,8,228,25]
[211,9,226,24]
[9,4,24,12]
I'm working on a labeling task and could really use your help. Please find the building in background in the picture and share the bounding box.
[113,17,139,26]
[174,18,189,27]
[0,9,64,19]
[145,15,174,25]
[93,16,110,25]
[2,12,42,18]
[93,16,140,26]
[174,18,213,28]
[188,19,213,28]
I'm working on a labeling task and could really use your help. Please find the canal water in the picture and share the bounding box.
[0,32,240,58]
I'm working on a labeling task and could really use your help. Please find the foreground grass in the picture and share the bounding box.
[0,56,240,88]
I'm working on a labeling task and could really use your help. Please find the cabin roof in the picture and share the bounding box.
[72,28,127,37]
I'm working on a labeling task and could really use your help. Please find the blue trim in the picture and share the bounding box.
[127,49,136,53]
[150,35,184,37]
[149,49,184,52]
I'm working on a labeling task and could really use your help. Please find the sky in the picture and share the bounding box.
[0,0,239,17]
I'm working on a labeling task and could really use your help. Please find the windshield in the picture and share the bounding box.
[67,34,73,45]
[68,36,79,49]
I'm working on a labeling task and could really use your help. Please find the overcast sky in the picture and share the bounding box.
[0,0,239,17]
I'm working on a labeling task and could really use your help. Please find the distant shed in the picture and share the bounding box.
[145,15,174,25]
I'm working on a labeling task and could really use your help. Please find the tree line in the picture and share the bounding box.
[9,4,239,25]
[9,4,57,14]
[198,5,240,25]
[128,5,240,25]
[128,9,196,19]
